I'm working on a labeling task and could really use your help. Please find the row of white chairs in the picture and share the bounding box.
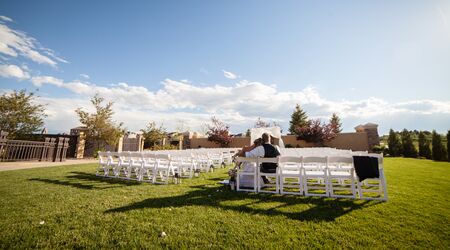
[96,149,236,184]
[235,154,388,201]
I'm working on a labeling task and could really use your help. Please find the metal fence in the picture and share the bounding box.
[0,131,70,162]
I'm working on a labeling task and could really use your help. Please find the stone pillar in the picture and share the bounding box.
[0,131,8,157]
[75,132,86,159]
[355,123,380,152]
[117,135,123,153]
[137,134,144,152]
[47,138,56,161]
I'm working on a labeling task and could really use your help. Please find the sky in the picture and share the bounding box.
[0,0,449,135]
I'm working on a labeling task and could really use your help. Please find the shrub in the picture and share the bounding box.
[295,119,336,144]
[372,145,388,156]
[206,117,232,147]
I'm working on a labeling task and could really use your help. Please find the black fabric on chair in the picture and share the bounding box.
[352,156,379,182]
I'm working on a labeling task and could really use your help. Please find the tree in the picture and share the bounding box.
[254,117,271,128]
[418,131,431,159]
[432,130,446,161]
[387,129,402,157]
[0,90,47,138]
[447,130,450,162]
[245,129,251,137]
[140,121,166,149]
[206,116,232,147]
[289,104,308,134]
[295,119,336,143]
[75,94,124,152]
[329,113,342,133]
[400,129,417,158]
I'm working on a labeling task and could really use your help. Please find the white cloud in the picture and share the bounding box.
[80,73,90,79]
[223,70,239,79]
[0,23,67,67]
[0,64,30,79]
[31,75,64,87]
[25,75,450,134]
[0,16,13,22]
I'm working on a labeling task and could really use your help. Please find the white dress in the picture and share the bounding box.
[239,162,257,188]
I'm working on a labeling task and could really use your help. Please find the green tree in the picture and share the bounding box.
[140,121,167,149]
[447,130,450,162]
[431,130,446,161]
[329,113,342,133]
[0,90,47,139]
[418,131,432,159]
[289,104,308,134]
[387,129,402,157]
[401,129,418,158]
[75,94,124,152]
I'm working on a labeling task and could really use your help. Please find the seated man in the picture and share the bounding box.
[234,138,262,158]
[245,133,281,183]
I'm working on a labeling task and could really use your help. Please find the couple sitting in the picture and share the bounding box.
[234,133,281,184]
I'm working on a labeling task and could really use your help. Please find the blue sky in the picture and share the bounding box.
[1,0,449,135]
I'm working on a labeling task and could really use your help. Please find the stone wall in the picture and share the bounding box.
[324,132,370,151]
[190,133,370,151]
[190,137,251,149]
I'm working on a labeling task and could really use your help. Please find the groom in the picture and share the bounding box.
[245,132,281,184]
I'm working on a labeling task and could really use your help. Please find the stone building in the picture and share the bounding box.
[354,123,380,151]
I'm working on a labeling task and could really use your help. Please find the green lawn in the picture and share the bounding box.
[0,158,449,249]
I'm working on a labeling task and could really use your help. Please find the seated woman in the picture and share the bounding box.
[229,138,263,188]
[233,138,262,159]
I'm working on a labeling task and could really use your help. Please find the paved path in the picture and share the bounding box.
[0,159,97,172]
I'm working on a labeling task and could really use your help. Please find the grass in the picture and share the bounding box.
[0,158,449,249]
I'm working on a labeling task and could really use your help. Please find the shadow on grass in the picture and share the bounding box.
[105,184,380,221]
[29,171,142,190]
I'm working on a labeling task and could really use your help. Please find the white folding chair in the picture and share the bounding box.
[327,156,357,198]
[195,153,213,172]
[140,152,156,182]
[257,157,279,194]
[117,152,132,179]
[154,154,173,184]
[96,151,110,177]
[279,156,303,195]
[357,154,388,201]
[108,152,121,178]
[303,156,329,197]
[235,157,258,192]
[208,152,224,169]
[127,152,144,180]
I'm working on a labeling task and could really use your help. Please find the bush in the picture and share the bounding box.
[372,145,388,156]
[295,119,336,144]
[206,117,232,147]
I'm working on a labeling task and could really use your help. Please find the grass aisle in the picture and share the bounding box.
[0,158,449,249]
